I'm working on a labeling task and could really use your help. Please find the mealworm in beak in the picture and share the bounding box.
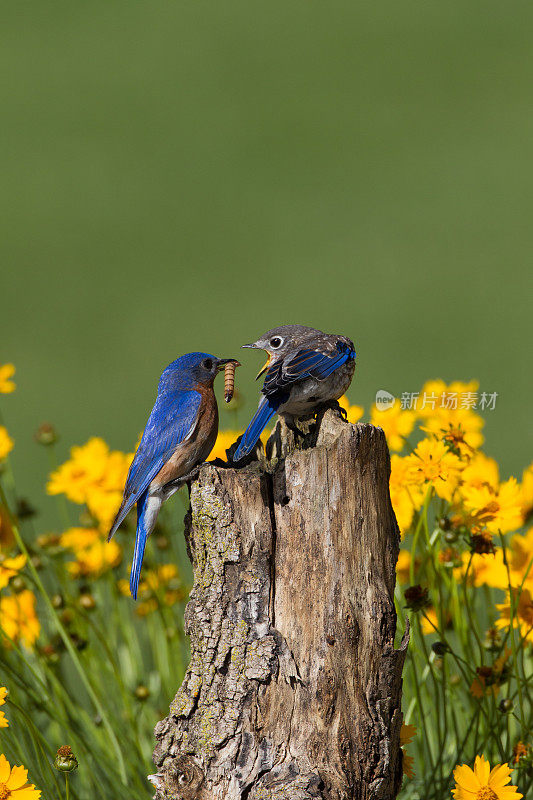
[224,361,238,403]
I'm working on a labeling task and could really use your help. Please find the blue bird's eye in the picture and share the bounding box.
[202,358,213,371]
[270,337,283,349]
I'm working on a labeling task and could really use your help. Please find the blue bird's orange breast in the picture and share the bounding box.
[150,384,218,490]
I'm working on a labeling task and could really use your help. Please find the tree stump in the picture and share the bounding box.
[152,409,408,800]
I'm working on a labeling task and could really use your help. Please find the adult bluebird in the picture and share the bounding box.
[108,353,239,599]
[234,324,356,461]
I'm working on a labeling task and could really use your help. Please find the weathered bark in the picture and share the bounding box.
[152,409,408,800]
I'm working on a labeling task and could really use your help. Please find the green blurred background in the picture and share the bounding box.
[2,1,532,528]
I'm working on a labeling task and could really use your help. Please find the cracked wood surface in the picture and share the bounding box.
[152,410,408,800]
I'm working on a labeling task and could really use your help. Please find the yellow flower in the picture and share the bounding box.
[0,754,41,799]
[0,554,27,591]
[404,438,463,501]
[134,563,182,615]
[461,478,523,534]
[455,527,533,590]
[86,488,124,534]
[400,723,416,778]
[0,687,8,728]
[0,364,16,394]
[0,591,40,649]
[338,395,364,424]
[0,427,14,461]
[60,527,121,578]
[461,452,500,493]
[458,551,507,590]
[370,400,415,452]
[453,754,522,800]
[496,587,533,643]
[390,455,424,536]
[418,380,484,455]
[47,438,132,508]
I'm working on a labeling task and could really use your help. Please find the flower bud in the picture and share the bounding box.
[79,593,96,611]
[54,745,78,773]
[42,644,60,666]
[34,423,58,446]
[499,698,513,714]
[134,685,150,701]
[431,641,450,656]
[11,576,26,593]
[444,530,458,544]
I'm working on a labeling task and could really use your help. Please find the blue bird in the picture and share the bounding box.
[234,324,356,461]
[108,353,239,599]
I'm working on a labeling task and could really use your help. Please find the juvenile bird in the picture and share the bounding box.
[108,353,239,599]
[233,324,356,461]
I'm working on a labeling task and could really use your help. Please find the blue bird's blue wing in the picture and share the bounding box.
[262,340,356,396]
[108,389,202,540]
[233,395,283,461]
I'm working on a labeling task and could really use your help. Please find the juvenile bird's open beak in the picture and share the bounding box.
[254,354,271,380]
[241,342,271,380]
[216,358,241,371]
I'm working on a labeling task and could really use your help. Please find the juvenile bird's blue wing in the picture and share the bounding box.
[233,394,285,461]
[108,389,202,540]
[262,340,356,396]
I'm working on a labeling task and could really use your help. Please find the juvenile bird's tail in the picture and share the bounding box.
[130,490,162,600]
[233,395,281,461]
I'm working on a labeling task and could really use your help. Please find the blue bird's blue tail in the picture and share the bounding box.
[234,395,281,461]
[130,490,160,600]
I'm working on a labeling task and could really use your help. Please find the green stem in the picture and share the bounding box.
[0,483,128,784]
[499,531,527,737]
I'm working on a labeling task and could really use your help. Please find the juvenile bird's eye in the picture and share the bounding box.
[202,358,213,371]
[270,337,283,349]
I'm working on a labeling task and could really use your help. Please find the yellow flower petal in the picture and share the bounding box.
[473,754,491,785]
[0,754,10,783]
[7,764,29,790]
[453,763,480,792]
[12,785,42,799]
[488,762,512,788]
